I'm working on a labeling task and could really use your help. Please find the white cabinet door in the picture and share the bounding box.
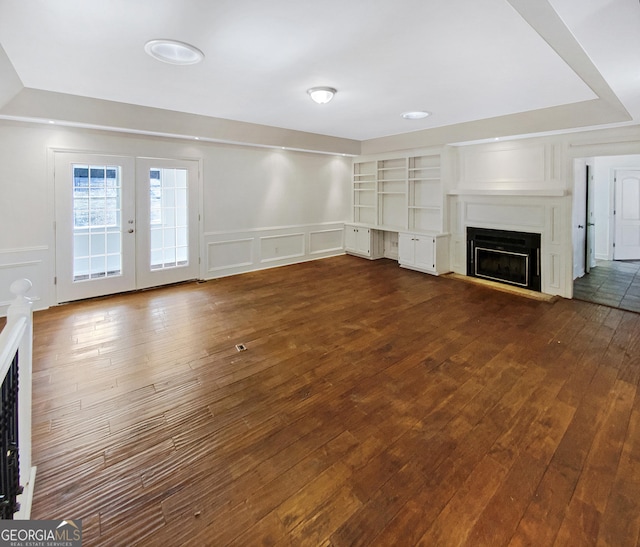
[345,224,384,259]
[398,232,415,264]
[345,225,359,253]
[356,228,371,255]
[399,232,449,275]
[346,225,372,255]
[414,235,435,272]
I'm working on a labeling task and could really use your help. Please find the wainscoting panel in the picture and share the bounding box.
[204,223,345,279]
[0,246,49,316]
[260,233,305,263]
[207,238,254,272]
[309,229,343,255]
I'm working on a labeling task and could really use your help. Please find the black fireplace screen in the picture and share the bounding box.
[467,227,541,291]
[475,247,528,287]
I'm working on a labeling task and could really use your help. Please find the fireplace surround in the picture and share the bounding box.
[467,227,541,291]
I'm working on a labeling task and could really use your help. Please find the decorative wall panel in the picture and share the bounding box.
[465,203,545,228]
[207,239,253,272]
[260,233,305,263]
[0,247,48,314]
[309,229,343,255]
[204,223,344,279]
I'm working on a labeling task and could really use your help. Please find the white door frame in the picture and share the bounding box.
[53,150,203,303]
[613,169,640,260]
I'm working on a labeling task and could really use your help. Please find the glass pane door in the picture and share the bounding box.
[72,164,122,280]
[55,153,136,303]
[136,158,200,289]
[149,167,189,270]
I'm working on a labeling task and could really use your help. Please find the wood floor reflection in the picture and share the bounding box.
[29,255,640,546]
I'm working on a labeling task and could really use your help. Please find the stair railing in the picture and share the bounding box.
[0,279,36,519]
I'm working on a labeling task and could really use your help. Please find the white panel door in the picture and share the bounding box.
[135,158,200,289]
[55,153,200,302]
[55,153,136,302]
[614,170,640,260]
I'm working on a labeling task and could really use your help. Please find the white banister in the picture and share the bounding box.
[0,278,36,519]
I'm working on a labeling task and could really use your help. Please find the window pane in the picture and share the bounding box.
[149,167,189,270]
[73,164,122,281]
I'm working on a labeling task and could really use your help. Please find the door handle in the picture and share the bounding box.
[578,225,584,229]
[128,229,134,233]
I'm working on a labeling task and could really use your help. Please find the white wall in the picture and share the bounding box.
[0,120,351,313]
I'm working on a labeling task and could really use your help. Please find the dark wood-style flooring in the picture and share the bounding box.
[28,256,640,546]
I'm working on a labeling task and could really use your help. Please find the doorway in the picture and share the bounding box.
[572,155,640,313]
[54,152,200,303]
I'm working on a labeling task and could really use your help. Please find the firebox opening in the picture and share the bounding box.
[467,227,541,292]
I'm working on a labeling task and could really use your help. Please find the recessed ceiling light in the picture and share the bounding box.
[144,39,204,65]
[401,111,430,120]
[307,87,337,104]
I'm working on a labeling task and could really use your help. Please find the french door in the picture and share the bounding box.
[55,153,200,303]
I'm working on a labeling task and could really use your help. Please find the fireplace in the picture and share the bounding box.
[467,227,541,291]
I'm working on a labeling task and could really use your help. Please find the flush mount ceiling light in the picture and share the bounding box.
[307,87,337,104]
[401,111,431,120]
[144,39,204,65]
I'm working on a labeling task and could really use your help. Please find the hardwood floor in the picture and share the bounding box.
[27,255,640,546]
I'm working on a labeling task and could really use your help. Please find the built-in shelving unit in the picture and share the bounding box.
[377,157,407,230]
[353,160,377,225]
[408,154,441,232]
[351,149,444,234]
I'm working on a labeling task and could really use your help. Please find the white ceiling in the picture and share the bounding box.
[0,0,638,142]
